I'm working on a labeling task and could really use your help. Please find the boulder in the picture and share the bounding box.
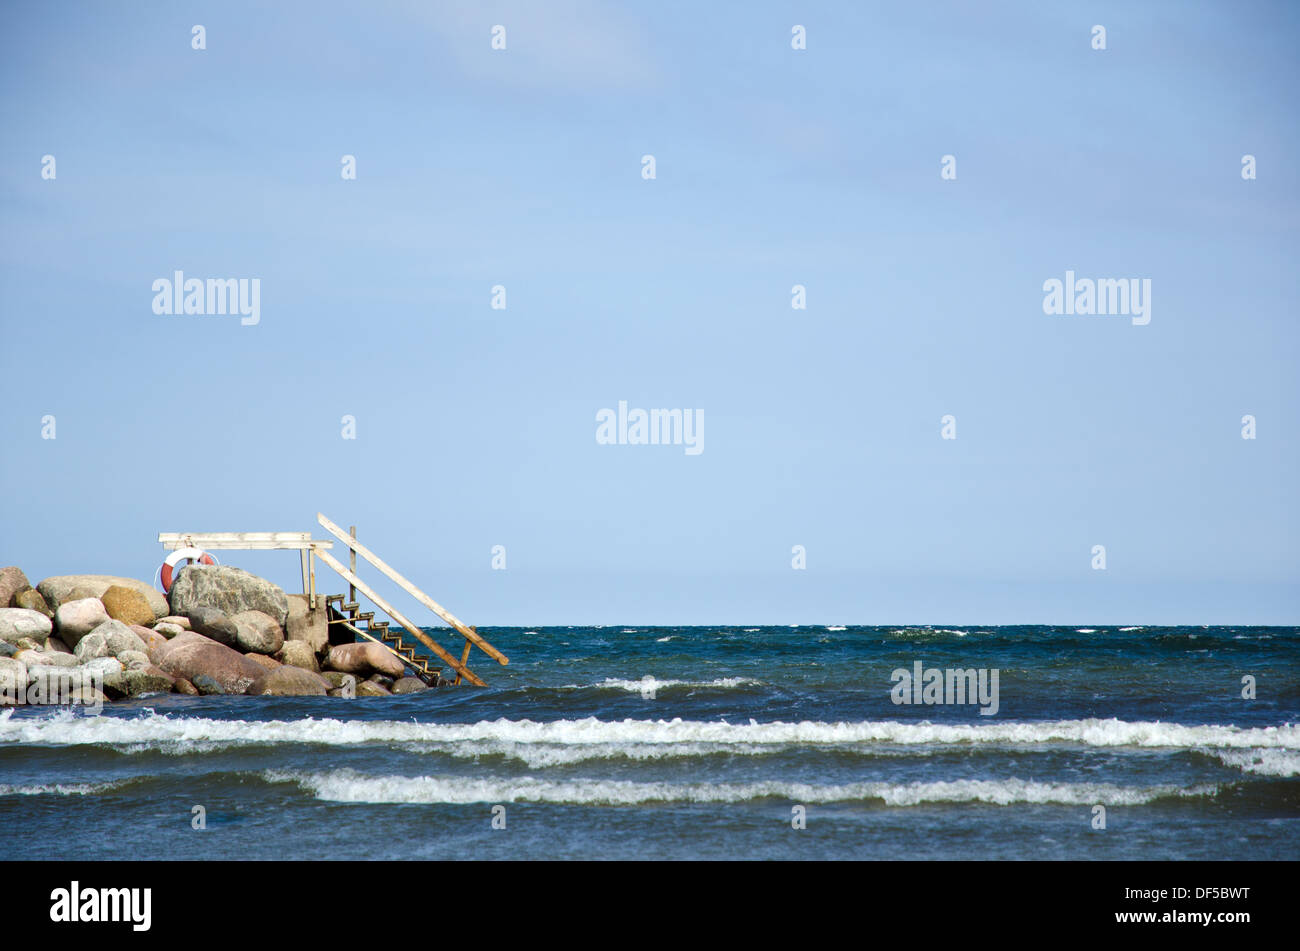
[117,650,151,671]
[120,667,175,697]
[53,598,109,647]
[391,676,429,694]
[129,625,169,656]
[184,607,238,647]
[285,594,328,653]
[14,649,78,668]
[155,616,192,632]
[154,631,268,695]
[168,565,289,628]
[172,677,199,695]
[320,671,355,690]
[0,642,14,658]
[37,575,167,619]
[367,674,395,689]
[231,610,284,655]
[355,679,391,697]
[101,585,156,627]
[11,586,53,618]
[245,653,281,672]
[326,642,405,679]
[0,608,52,646]
[0,657,27,696]
[275,640,319,672]
[153,622,186,640]
[0,567,30,608]
[253,665,329,696]
[46,636,72,654]
[191,674,225,696]
[74,620,147,662]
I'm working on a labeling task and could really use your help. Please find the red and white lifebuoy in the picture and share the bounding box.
[160,547,216,593]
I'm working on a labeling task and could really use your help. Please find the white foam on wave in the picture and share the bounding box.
[1119,627,1143,632]
[5,709,1296,762]
[264,769,1219,807]
[1212,749,1300,777]
[0,780,123,797]
[557,676,763,698]
[825,626,847,631]
[1076,628,1097,634]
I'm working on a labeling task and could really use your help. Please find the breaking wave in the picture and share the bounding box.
[263,769,1220,807]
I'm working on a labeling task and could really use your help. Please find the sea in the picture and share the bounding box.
[2,625,1297,860]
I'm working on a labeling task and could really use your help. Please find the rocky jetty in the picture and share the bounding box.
[0,564,444,705]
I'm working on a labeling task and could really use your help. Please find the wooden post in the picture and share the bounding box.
[313,547,486,687]
[317,512,508,665]
[455,628,474,685]
[348,524,357,623]
[300,550,309,597]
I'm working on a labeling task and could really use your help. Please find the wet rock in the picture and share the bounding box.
[168,565,289,628]
[37,575,167,619]
[320,671,355,690]
[11,586,53,619]
[253,665,329,696]
[185,607,238,647]
[52,598,109,648]
[231,610,284,655]
[154,631,268,695]
[101,585,156,627]
[367,674,395,689]
[173,677,199,695]
[275,640,319,672]
[121,667,175,697]
[0,567,30,608]
[391,676,428,694]
[0,608,52,646]
[355,679,391,697]
[326,642,404,679]
[191,674,225,696]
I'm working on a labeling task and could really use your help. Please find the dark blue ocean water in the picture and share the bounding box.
[2,625,1298,860]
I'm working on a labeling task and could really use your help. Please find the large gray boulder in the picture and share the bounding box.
[11,587,53,618]
[230,610,284,655]
[184,607,238,646]
[168,565,289,628]
[276,640,319,672]
[37,575,168,620]
[153,631,268,695]
[53,598,110,647]
[285,594,328,652]
[0,608,52,646]
[0,567,29,608]
[74,620,147,663]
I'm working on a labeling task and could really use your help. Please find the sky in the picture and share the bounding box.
[1,1,1297,625]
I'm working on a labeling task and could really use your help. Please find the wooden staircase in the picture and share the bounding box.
[325,598,443,686]
[312,513,508,687]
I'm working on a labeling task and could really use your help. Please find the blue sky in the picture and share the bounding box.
[2,1,1297,625]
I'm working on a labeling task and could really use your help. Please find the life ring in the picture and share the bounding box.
[160,547,216,593]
